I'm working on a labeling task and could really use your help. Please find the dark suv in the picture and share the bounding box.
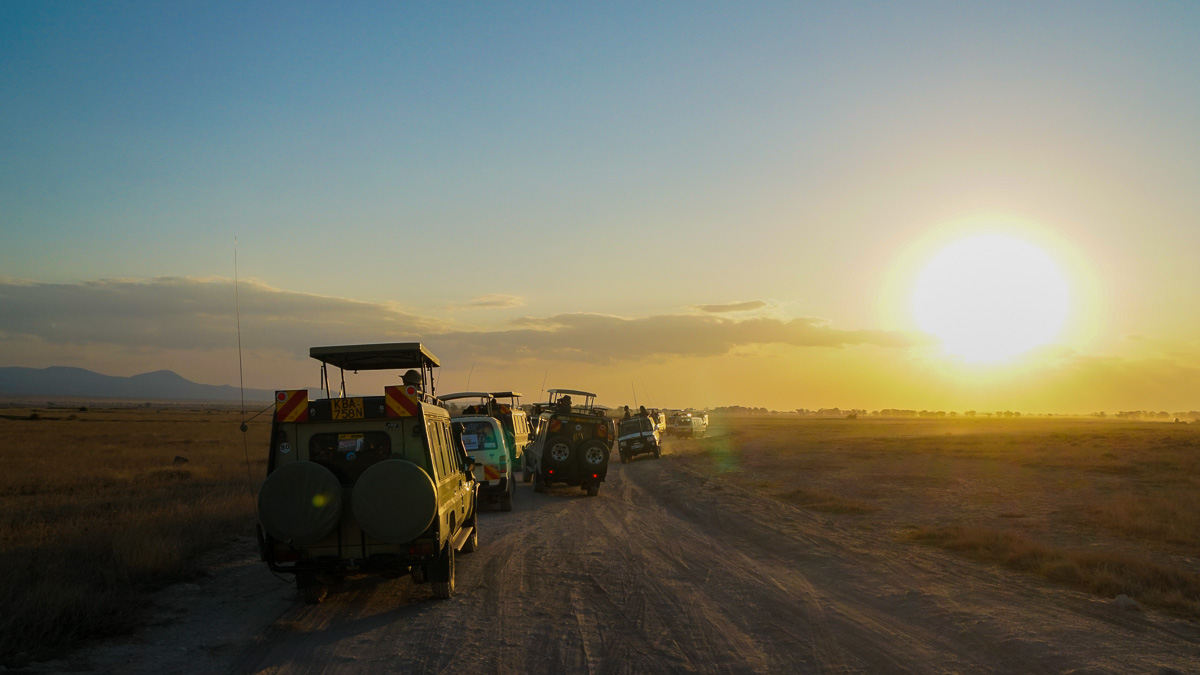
[527,389,611,496]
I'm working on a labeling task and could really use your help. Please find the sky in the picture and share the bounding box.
[2,2,1199,413]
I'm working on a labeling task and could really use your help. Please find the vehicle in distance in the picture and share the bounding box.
[667,411,709,438]
[527,388,611,496]
[256,342,479,603]
[443,392,519,512]
[617,415,661,462]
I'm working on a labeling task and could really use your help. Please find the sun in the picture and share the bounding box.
[912,234,1070,362]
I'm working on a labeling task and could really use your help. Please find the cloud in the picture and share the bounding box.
[437,312,931,364]
[692,300,768,313]
[0,278,926,369]
[0,277,447,356]
[448,294,525,310]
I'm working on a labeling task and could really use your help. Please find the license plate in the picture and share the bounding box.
[331,398,364,420]
[632,442,643,448]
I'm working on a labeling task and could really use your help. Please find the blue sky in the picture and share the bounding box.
[2,2,1199,411]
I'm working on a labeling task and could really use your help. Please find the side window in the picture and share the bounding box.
[432,422,450,480]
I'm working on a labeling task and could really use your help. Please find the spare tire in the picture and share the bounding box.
[351,459,437,544]
[577,440,609,471]
[543,435,575,471]
[258,461,343,546]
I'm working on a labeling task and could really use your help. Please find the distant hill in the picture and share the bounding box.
[0,366,275,402]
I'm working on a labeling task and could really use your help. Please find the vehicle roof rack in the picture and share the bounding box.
[309,342,440,370]
[440,391,495,401]
[309,342,441,401]
[546,388,597,398]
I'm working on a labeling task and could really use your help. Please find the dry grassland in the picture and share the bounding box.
[685,416,1200,617]
[0,404,270,666]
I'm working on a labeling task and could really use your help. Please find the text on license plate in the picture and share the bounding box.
[331,398,364,420]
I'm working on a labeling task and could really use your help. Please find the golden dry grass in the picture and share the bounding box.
[683,416,1200,617]
[0,405,270,665]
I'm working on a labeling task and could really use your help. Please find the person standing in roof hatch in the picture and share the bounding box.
[556,395,573,414]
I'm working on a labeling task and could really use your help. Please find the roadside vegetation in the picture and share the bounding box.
[0,405,268,666]
[685,416,1200,618]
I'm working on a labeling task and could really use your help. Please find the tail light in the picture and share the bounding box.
[408,540,437,557]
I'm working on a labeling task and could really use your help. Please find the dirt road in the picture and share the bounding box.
[72,439,1200,674]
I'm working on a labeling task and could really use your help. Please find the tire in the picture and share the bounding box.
[620,451,628,464]
[653,444,661,459]
[543,436,574,471]
[500,479,514,512]
[296,573,326,604]
[431,545,455,599]
[532,470,545,493]
[586,482,599,497]
[577,440,609,471]
[522,459,532,482]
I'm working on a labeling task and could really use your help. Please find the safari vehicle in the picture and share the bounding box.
[443,392,519,512]
[489,391,533,460]
[618,415,661,462]
[527,389,611,496]
[256,343,479,603]
[667,411,708,438]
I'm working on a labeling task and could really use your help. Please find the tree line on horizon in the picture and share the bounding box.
[709,406,1200,421]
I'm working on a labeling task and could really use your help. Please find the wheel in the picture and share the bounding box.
[586,482,599,497]
[296,573,326,604]
[653,444,661,459]
[500,479,514,512]
[577,440,609,471]
[461,517,479,553]
[620,451,628,464]
[543,436,574,470]
[522,459,532,482]
[532,470,546,493]
[431,545,455,599]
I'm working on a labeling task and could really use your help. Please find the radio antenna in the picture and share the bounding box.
[631,381,638,409]
[235,238,257,502]
[465,362,475,390]
[539,369,548,399]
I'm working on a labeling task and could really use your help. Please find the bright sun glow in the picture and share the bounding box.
[912,234,1070,363]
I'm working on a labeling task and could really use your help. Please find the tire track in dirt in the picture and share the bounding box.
[227,447,1200,674]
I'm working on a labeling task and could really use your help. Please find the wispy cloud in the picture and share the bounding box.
[439,312,931,364]
[692,300,768,314]
[447,294,526,311]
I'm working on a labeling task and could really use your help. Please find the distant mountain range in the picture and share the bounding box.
[0,366,276,402]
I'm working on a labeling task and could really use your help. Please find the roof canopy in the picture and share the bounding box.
[489,391,523,399]
[547,388,597,398]
[440,391,494,401]
[309,342,440,371]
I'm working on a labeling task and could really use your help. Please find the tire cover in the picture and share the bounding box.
[258,461,343,546]
[352,459,437,544]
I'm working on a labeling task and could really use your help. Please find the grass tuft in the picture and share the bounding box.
[777,488,877,514]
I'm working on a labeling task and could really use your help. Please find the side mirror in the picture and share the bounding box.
[464,457,477,472]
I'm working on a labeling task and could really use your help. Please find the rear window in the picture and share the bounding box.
[453,420,500,451]
[620,418,652,434]
[309,431,391,484]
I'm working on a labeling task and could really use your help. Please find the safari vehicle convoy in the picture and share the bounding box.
[255,343,480,603]
[667,410,709,438]
[617,414,661,462]
[442,391,531,512]
[526,389,612,496]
